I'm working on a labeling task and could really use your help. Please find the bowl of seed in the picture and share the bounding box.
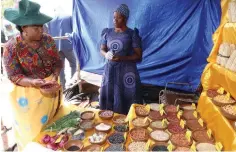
[150,120,167,130]
[130,128,149,141]
[81,111,95,120]
[95,122,112,133]
[99,110,114,120]
[132,117,150,128]
[79,120,94,131]
[135,105,150,117]
[150,143,169,152]
[112,114,128,125]
[104,144,125,151]
[127,141,146,151]
[113,124,129,133]
[88,132,107,145]
[108,132,125,145]
[150,130,170,142]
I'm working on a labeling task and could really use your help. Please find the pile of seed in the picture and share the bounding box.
[105,144,124,151]
[114,125,128,132]
[128,141,146,151]
[108,133,125,144]
[152,145,168,151]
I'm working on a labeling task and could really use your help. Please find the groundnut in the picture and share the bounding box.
[213,95,235,103]
[222,105,236,115]
[136,106,149,115]
[130,128,147,141]
[171,133,192,147]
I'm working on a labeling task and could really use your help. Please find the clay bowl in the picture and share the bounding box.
[64,140,84,152]
[79,120,95,131]
[192,130,214,143]
[95,122,112,133]
[149,130,170,143]
[135,105,150,117]
[81,111,95,120]
[150,142,170,152]
[82,144,102,151]
[131,117,150,128]
[107,132,126,145]
[164,105,178,114]
[129,127,149,142]
[98,110,114,120]
[150,120,167,130]
[112,114,128,125]
[88,132,107,145]
[220,107,236,120]
[170,133,193,148]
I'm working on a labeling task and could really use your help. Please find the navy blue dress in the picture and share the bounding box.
[99,28,142,114]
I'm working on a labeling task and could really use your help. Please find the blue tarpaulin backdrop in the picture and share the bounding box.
[71,0,221,92]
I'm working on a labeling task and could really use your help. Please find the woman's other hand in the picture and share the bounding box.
[105,51,114,60]
[31,79,46,87]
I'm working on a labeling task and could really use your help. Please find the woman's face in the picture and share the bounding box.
[113,12,126,28]
[22,25,43,41]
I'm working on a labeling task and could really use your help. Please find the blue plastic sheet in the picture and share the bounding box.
[72,0,221,92]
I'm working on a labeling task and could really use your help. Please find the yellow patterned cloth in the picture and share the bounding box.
[9,76,61,150]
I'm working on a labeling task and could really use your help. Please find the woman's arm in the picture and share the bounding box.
[3,44,45,87]
[46,35,62,81]
[113,48,142,62]
[100,44,108,57]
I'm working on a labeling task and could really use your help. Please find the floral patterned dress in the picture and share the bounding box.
[3,34,62,149]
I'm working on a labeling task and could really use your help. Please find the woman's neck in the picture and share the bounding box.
[115,25,128,32]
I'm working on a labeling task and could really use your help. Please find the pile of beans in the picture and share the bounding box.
[130,128,148,141]
[165,105,178,113]
[81,112,94,120]
[213,95,235,104]
[196,143,216,151]
[150,130,169,141]
[150,103,160,111]
[114,116,126,124]
[135,106,149,116]
[95,123,111,131]
[207,89,219,98]
[150,120,166,129]
[171,133,192,147]
[149,111,166,120]
[105,144,124,151]
[128,142,146,151]
[132,117,149,127]
[193,130,214,143]
[100,110,113,117]
[108,133,125,144]
[187,120,205,131]
[222,105,236,115]
[114,125,128,132]
[168,123,186,134]
[80,121,93,129]
[175,147,190,151]
[167,113,179,123]
[182,111,197,120]
[152,145,168,151]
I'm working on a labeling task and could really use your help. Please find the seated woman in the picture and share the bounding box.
[3,0,62,149]
[99,4,143,114]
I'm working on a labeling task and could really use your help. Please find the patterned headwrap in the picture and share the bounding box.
[115,4,129,19]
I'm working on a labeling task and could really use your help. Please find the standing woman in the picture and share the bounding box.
[3,0,62,149]
[100,4,143,114]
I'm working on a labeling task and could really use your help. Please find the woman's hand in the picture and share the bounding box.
[112,55,121,62]
[31,79,46,87]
